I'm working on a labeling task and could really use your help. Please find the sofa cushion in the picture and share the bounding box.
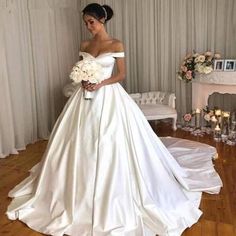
[139,104,177,118]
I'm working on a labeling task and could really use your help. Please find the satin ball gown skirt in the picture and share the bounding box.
[6,52,222,236]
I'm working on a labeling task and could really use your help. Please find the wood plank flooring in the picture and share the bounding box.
[0,122,235,236]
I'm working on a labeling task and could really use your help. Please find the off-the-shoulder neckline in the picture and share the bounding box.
[79,51,124,58]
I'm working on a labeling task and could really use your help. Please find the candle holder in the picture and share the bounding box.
[227,128,236,146]
[221,112,230,142]
[215,109,222,128]
[195,109,201,129]
[231,111,236,129]
[214,125,221,142]
[227,111,236,145]
[211,116,217,132]
[221,123,229,142]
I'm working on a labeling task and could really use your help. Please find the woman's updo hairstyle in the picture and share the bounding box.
[82,3,113,23]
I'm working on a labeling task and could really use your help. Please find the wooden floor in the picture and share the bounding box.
[0,122,236,236]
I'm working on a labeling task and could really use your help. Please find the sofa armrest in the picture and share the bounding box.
[166,93,176,109]
[129,93,142,105]
[129,91,177,130]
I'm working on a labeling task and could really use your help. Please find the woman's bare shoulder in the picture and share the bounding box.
[80,40,91,51]
[111,39,124,52]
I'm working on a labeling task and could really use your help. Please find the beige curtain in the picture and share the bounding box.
[1,0,235,157]
[0,0,80,157]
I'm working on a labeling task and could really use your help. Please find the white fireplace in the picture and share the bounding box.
[192,71,236,110]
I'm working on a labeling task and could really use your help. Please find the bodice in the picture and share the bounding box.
[79,51,125,80]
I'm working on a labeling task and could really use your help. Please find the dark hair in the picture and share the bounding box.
[82,3,113,23]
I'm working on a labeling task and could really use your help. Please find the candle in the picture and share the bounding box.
[215,109,221,116]
[195,109,201,129]
[215,124,221,131]
[211,116,217,122]
[211,115,217,131]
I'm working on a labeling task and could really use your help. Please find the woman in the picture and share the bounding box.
[6,3,222,236]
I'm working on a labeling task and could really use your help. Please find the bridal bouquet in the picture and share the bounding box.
[178,51,221,82]
[70,59,103,99]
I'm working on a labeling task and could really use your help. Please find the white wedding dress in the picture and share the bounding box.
[6,52,222,236]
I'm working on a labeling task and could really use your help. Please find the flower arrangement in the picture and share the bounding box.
[203,106,214,123]
[70,59,103,84]
[178,51,221,82]
[69,59,104,99]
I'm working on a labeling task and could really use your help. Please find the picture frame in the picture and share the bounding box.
[224,59,235,71]
[214,59,224,71]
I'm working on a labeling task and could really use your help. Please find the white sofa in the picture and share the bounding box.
[129,91,177,130]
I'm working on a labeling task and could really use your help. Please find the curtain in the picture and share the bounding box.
[0,0,80,158]
[1,0,235,158]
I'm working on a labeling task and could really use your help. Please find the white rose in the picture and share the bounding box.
[195,64,204,73]
[194,57,200,63]
[198,55,205,62]
[204,114,211,121]
[203,66,213,74]
[70,59,103,84]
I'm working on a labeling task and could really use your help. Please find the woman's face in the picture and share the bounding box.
[83,14,103,35]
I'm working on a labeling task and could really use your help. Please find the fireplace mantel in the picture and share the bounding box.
[192,72,236,109]
[194,71,236,85]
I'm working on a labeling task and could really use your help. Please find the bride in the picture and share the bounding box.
[6,3,222,236]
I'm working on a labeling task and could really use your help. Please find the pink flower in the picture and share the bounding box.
[181,65,188,72]
[186,70,192,80]
[183,113,192,122]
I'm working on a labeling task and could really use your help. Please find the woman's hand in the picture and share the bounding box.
[81,80,103,91]
[89,83,103,91]
[81,80,90,89]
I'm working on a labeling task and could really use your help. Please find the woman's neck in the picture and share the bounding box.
[93,30,110,42]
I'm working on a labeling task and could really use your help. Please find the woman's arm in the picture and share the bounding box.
[80,40,89,52]
[102,57,126,85]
